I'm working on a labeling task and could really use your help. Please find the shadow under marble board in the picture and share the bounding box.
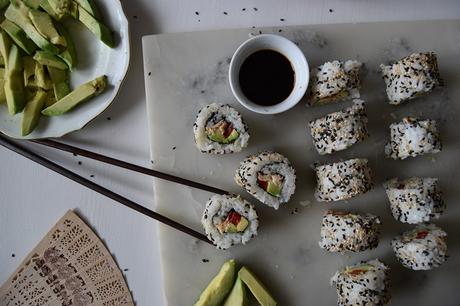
[142,20,460,306]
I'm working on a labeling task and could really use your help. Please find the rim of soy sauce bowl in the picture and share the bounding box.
[229,34,309,115]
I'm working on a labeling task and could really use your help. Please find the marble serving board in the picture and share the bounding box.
[142,20,460,306]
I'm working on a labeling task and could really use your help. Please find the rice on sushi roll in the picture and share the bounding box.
[314,158,372,202]
[309,99,369,155]
[308,60,362,106]
[331,259,391,306]
[235,151,296,209]
[383,177,444,224]
[194,103,250,154]
[319,210,381,252]
[385,117,441,160]
[201,194,258,250]
[380,52,443,105]
[391,224,447,270]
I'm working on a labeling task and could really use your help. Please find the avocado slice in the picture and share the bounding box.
[1,20,38,55]
[0,31,12,70]
[236,217,249,232]
[48,66,70,100]
[194,259,236,306]
[0,68,6,104]
[238,267,277,306]
[223,277,248,306]
[28,9,66,46]
[34,62,53,90]
[208,129,239,144]
[46,0,71,19]
[266,181,282,197]
[21,89,47,136]
[73,2,114,47]
[22,0,42,9]
[34,51,68,70]
[5,0,60,54]
[23,56,36,86]
[42,75,107,116]
[54,22,77,69]
[39,0,61,20]
[0,55,4,67]
[44,90,57,107]
[4,44,26,115]
[74,0,101,20]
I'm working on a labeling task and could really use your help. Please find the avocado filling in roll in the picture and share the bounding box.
[216,210,249,234]
[257,173,284,197]
[206,116,239,144]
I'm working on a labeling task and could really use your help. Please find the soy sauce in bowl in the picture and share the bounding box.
[239,49,295,106]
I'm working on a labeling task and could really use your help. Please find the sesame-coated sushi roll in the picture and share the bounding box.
[380,52,443,105]
[309,99,369,155]
[331,259,391,306]
[235,151,296,209]
[194,103,250,154]
[391,224,447,270]
[314,158,372,202]
[201,194,259,250]
[319,210,381,252]
[308,60,362,106]
[383,177,444,224]
[385,117,441,160]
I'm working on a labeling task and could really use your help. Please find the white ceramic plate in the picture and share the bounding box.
[0,0,130,139]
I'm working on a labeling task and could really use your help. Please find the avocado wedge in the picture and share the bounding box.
[194,259,236,306]
[34,62,53,90]
[39,0,62,20]
[21,89,47,136]
[47,0,71,19]
[34,51,68,70]
[23,56,36,86]
[54,22,77,69]
[4,44,26,115]
[47,66,70,100]
[223,277,248,306]
[28,9,66,46]
[238,267,277,306]
[0,20,38,55]
[42,75,107,116]
[23,0,42,9]
[0,31,12,70]
[75,0,101,19]
[73,2,114,47]
[0,68,6,104]
[5,0,60,54]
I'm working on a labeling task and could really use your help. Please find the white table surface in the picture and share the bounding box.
[1,1,459,305]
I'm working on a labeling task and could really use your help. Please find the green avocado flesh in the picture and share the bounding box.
[207,125,239,144]
[267,181,282,197]
[34,51,68,70]
[21,90,47,136]
[42,75,107,116]
[238,267,277,306]
[28,9,66,46]
[223,276,248,306]
[0,68,6,104]
[74,0,101,19]
[1,20,38,55]
[5,44,26,115]
[75,3,114,47]
[194,259,236,306]
[5,1,59,54]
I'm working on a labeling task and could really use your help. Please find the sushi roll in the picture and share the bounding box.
[319,210,381,252]
[380,52,443,105]
[309,99,369,155]
[201,194,259,250]
[385,117,441,160]
[308,60,362,106]
[193,103,250,154]
[314,158,372,202]
[383,177,445,224]
[331,259,391,306]
[391,224,447,270]
[235,151,296,209]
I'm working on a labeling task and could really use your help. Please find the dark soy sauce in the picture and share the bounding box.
[239,49,294,106]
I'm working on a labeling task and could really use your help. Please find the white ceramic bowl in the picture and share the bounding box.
[0,0,130,139]
[229,34,309,115]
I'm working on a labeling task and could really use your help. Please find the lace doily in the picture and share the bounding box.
[0,210,135,306]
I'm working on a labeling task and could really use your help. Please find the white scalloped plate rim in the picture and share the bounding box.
[0,0,130,139]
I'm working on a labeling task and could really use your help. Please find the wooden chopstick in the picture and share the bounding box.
[0,134,212,245]
[31,139,229,195]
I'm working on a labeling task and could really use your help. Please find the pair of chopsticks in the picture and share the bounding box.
[0,133,229,245]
